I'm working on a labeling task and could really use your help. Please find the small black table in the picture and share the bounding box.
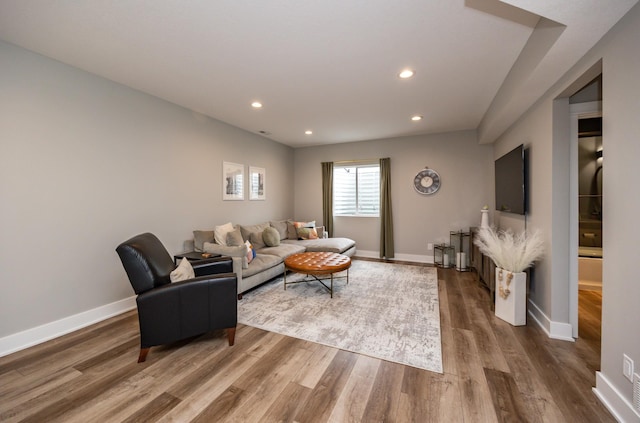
[173,251,221,265]
[173,251,233,277]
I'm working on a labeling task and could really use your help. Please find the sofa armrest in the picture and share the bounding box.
[203,242,249,269]
[203,242,247,257]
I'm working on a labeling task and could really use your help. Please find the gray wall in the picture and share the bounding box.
[493,2,640,416]
[0,41,294,339]
[293,131,494,258]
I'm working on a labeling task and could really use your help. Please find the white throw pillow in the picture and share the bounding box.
[214,222,235,246]
[170,258,195,282]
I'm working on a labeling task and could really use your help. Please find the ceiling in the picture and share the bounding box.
[0,0,637,148]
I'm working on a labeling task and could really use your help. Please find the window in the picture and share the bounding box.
[333,164,380,216]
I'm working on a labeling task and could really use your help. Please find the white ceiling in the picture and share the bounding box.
[0,0,637,148]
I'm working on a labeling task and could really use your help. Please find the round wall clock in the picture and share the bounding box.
[414,168,441,195]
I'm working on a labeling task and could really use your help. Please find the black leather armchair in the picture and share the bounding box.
[116,233,237,362]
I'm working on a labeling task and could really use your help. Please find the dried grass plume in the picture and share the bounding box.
[474,227,544,273]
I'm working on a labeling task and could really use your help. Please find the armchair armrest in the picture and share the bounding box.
[192,256,233,277]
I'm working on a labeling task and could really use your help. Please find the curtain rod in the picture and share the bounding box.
[334,158,379,165]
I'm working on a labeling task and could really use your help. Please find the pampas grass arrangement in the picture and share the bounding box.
[474,226,544,273]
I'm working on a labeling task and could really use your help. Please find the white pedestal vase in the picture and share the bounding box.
[494,268,527,326]
[480,208,489,228]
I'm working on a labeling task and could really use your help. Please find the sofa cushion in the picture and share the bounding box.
[193,230,214,252]
[249,231,266,250]
[214,222,235,246]
[282,237,356,254]
[226,228,244,246]
[242,253,282,278]
[286,220,298,240]
[239,222,270,242]
[256,243,305,260]
[270,220,289,240]
[262,227,281,247]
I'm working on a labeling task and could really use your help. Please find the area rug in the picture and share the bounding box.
[237,259,442,373]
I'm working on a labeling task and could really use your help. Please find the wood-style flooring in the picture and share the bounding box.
[0,262,612,422]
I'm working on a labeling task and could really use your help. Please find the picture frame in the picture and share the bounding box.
[222,161,244,200]
[249,166,266,200]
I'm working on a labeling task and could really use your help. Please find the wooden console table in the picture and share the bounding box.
[470,227,496,306]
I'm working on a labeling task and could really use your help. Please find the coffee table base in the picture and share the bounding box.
[283,252,352,298]
[283,270,349,298]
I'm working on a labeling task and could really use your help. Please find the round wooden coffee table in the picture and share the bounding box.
[283,252,351,298]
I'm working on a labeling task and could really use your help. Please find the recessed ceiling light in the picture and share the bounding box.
[251,101,263,108]
[305,130,313,135]
[411,115,423,121]
[399,69,415,79]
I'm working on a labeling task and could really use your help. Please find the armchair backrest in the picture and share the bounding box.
[116,233,175,294]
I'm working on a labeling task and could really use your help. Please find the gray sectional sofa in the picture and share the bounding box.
[186,220,356,295]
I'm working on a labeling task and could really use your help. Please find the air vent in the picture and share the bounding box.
[634,372,640,414]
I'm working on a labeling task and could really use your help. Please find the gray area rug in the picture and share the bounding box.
[238,259,443,373]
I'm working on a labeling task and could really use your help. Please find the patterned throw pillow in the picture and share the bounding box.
[293,221,319,240]
[245,240,256,264]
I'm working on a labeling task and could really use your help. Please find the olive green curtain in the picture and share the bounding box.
[321,162,334,238]
[380,157,394,258]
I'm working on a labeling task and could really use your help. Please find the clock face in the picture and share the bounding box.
[414,168,441,195]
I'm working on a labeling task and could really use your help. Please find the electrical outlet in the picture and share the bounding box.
[623,354,634,382]
[427,243,433,251]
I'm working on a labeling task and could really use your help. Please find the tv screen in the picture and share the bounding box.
[495,144,526,215]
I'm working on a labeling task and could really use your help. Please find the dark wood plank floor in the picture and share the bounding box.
[0,262,612,422]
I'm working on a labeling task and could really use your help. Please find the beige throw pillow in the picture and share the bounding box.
[249,231,266,250]
[293,221,318,240]
[214,222,234,246]
[170,258,195,282]
[226,228,244,246]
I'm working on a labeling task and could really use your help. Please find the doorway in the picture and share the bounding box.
[570,76,602,354]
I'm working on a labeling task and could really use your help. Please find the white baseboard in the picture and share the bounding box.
[0,296,136,357]
[353,249,379,259]
[355,250,434,264]
[594,371,640,423]
[527,299,575,342]
[579,281,603,291]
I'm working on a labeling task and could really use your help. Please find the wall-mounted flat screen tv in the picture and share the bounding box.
[495,144,526,215]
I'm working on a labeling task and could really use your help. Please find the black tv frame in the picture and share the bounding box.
[494,144,527,215]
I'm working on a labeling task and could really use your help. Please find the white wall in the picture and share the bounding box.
[0,41,294,346]
[493,3,640,419]
[293,131,494,259]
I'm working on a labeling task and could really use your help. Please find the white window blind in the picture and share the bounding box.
[333,164,380,216]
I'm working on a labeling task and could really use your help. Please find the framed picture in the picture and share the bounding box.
[249,166,266,200]
[222,162,244,200]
